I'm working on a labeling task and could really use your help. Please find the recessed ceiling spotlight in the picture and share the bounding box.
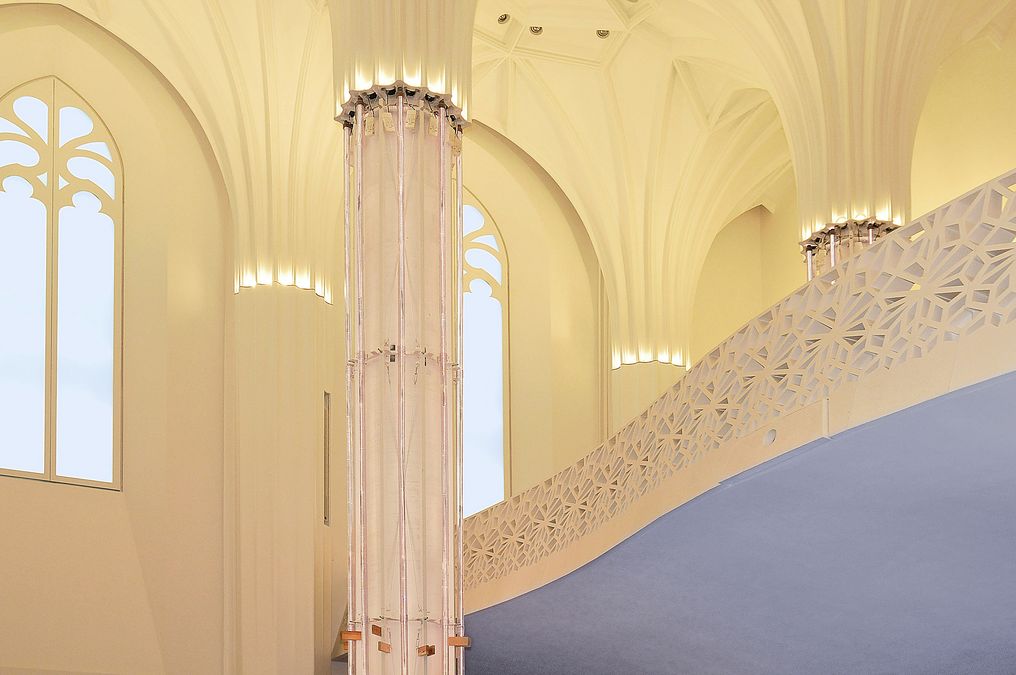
[530,26,543,35]
[596,29,610,38]
[498,13,509,24]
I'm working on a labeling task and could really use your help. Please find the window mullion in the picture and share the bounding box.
[44,78,58,481]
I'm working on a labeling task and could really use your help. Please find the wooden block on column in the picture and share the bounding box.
[341,631,362,641]
[378,641,392,654]
[417,645,436,656]
[371,624,383,636]
[448,636,471,648]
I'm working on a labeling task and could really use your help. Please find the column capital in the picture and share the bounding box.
[336,81,468,128]
[329,0,477,121]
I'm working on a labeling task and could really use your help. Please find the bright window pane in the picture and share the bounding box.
[13,96,48,142]
[55,191,114,482]
[0,175,47,473]
[58,105,92,147]
[464,248,502,283]
[463,202,508,517]
[464,204,484,235]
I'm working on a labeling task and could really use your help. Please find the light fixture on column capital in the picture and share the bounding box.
[801,219,897,280]
[337,81,467,129]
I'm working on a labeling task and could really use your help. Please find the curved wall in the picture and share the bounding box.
[0,5,228,673]
[464,122,607,494]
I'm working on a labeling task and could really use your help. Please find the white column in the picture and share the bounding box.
[343,84,467,675]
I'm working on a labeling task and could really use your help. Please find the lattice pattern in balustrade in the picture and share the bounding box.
[463,170,1016,589]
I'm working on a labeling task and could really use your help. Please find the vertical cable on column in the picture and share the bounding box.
[438,105,451,675]
[353,102,371,675]
[342,123,356,671]
[396,95,410,675]
[454,127,466,675]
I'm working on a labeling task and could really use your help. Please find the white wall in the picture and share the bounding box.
[0,6,227,673]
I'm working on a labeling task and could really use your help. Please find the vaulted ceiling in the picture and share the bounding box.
[8,0,1016,369]
[1,0,343,303]
[470,0,1016,367]
[472,0,793,366]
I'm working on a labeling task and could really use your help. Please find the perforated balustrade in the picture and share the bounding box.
[463,169,1016,591]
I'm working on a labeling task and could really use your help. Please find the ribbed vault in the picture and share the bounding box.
[471,0,793,368]
[471,0,1016,370]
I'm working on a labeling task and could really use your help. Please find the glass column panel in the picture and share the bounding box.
[347,95,464,675]
[55,190,114,482]
[0,174,47,474]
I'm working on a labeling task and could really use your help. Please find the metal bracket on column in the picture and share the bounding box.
[338,81,468,129]
[801,219,896,280]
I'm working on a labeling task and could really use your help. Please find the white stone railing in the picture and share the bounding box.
[462,169,1016,607]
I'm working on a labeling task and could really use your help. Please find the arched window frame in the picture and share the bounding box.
[462,193,512,511]
[0,76,124,490]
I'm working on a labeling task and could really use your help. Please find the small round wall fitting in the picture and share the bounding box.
[498,13,509,24]
[530,26,543,35]
[596,29,610,38]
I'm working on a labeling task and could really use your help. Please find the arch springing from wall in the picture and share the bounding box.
[0,76,122,488]
[462,200,510,516]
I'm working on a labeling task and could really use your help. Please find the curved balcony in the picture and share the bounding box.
[463,169,1016,612]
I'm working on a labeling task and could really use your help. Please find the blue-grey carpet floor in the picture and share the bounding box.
[465,372,1016,674]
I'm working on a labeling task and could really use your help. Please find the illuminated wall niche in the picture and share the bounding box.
[462,200,510,516]
[0,77,122,489]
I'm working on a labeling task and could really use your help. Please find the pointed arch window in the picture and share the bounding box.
[0,77,122,489]
[462,201,510,516]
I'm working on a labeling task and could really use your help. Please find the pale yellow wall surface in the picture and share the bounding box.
[229,288,344,675]
[608,361,686,436]
[760,175,805,308]
[690,174,803,367]
[609,177,801,436]
[913,33,1016,218]
[691,208,765,363]
[463,123,606,494]
[0,5,226,673]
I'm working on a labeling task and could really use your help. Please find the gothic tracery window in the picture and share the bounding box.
[462,201,510,516]
[0,77,122,488]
